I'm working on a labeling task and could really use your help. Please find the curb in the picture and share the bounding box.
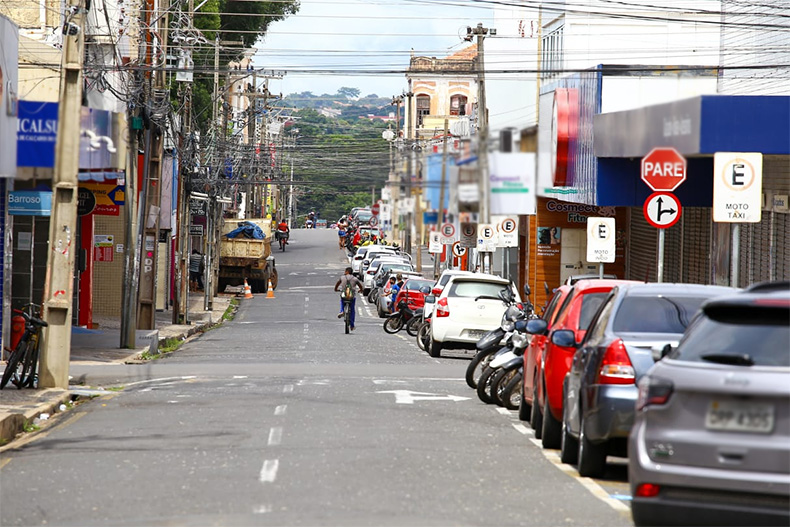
[0,389,72,448]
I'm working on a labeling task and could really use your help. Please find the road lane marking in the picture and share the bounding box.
[268,427,283,446]
[496,408,511,416]
[512,424,533,436]
[259,459,279,483]
[274,405,287,416]
[253,505,272,514]
[233,376,248,379]
[283,385,294,393]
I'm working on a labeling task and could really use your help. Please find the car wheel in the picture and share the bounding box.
[577,415,607,478]
[541,392,562,449]
[560,389,579,464]
[428,336,442,358]
[517,382,531,422]
[531,386,543,438]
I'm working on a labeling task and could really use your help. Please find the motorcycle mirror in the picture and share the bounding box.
[524,284,531,297]
[514,319,529,332]
[424,295,435,304]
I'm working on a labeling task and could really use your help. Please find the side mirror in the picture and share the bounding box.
[424,295,436,304]
[551,329,577,348]
[514,319,529,332]
[419,286,431,295]
[526,319,548,335]
[652,343,673,362]
[524,284,531,297]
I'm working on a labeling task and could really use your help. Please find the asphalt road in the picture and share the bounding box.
[0,230,633,527]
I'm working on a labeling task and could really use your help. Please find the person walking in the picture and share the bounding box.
[189,249,204,292]
[334,267,364,331]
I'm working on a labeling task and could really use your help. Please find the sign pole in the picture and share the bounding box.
[657,229,665,283]
[599,262,603,279]
[731,224,740,287]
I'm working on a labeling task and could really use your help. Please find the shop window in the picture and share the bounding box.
[416,95,430,126]
[450,95,467,116]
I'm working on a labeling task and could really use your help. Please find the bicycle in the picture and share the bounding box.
[341,296,353,334]
[1,304,48,390]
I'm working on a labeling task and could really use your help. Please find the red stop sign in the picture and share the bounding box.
[371,203,380,216]
[641,147,687,192]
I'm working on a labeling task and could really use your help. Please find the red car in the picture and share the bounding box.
[391,278,434,312]
[529,279,637,448]
[520,285,572,422]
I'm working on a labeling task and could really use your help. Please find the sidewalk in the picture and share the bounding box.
[0,291,236,447]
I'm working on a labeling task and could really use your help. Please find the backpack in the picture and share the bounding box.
[341,279,354,300]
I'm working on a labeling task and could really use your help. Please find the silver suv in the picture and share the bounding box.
[629,281,790,527]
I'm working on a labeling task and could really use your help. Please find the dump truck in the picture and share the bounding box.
[218,218,278,294]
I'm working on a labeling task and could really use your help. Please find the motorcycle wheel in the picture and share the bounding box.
[367,289,377,304]
[476,366,498,404]
[383,315,403,334]
[465,349,495,389]
[417,322,430,351]
[405,317,420,337]
[500,371,523,410]
[491,368,518,407]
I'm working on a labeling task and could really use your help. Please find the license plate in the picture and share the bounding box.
[705,400,774,434]
[467,330,486,339]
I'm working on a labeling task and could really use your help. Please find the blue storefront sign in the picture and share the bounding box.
[8,190,53,216]
[17,101,58,168]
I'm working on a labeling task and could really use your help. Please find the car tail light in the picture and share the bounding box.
[435,297,450,318]
[636,377,673,411]
[597,338,635,385]
[635,483,660,498]
[432,287,443,296]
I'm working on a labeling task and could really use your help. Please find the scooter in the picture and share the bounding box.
[476,320,530,406]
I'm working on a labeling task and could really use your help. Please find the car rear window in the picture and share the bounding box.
[673,309,790,367]
[449,281,508,299]
[405,279,433,290]
[579,293,608,330]
[612,296,708,334]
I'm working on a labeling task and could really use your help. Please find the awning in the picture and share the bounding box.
[594,95,790,158]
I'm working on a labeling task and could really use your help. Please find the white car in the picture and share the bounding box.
[363,259,414,293]
[360,249,405,275]
[353,246,398,276]
[428,273,520,358]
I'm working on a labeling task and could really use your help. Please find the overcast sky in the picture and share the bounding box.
[252,0,496,98]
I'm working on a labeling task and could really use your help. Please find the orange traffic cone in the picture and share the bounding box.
[244,279,253,299]
[266,279,275,299]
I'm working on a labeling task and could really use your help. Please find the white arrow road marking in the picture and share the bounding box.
[376,390,471,404]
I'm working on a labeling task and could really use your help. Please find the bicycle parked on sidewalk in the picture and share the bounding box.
[1,304,48,390]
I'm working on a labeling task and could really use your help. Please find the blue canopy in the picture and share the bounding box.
[225,221,266,240]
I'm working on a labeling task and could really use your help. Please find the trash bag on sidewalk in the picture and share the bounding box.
[225,221,266,240]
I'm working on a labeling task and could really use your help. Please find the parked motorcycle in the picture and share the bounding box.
[383,299,423,334]
[476,321,530,406]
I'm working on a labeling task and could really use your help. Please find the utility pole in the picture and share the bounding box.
[137,3,167,330]
[120,107,139,347]
[405,91,414,255]
[40,0,87,388]
[390,95,402,245]
[466,22,491,272]
[436,118,449,278]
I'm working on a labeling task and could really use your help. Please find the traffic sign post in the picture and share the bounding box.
[460,222,477,248]
[712,152,763,287]
[641,147,687,192]
[642,192,682,283]
[368,215,379,227]
[371,202,380,216]
[586,217,615,278]
[439,223,455,245]
[428,232,442,254]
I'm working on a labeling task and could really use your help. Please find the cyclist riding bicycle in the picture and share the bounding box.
[334,267,364,331]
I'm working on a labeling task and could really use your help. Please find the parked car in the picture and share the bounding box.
[428,273,520,358]
[564,274,617,285]
[376,272,425,317]
[629,282,789,527]
[529,279,635,446]
[361,249,407,276]
[519,284,572,422]
[431,269,475,296]
[560,282,736,477]
[364,260,414,294]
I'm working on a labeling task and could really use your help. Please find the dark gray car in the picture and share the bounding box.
[629,282,790,527]
[559,283,736,477]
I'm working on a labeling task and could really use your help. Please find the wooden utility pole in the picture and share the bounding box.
[137,4,167,329]
[120,110,139,345]
[40,0,87,388]
[435,119,449,278]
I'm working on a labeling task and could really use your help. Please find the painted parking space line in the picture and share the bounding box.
[259,459,279,483]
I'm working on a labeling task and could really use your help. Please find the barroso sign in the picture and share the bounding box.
[641,147,687,192]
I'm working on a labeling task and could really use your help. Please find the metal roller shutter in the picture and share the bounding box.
[627,207,657,282]
[777,213,790,281]
[681,208,711,285]
[663,217,683,283]
[747,213,773,285]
